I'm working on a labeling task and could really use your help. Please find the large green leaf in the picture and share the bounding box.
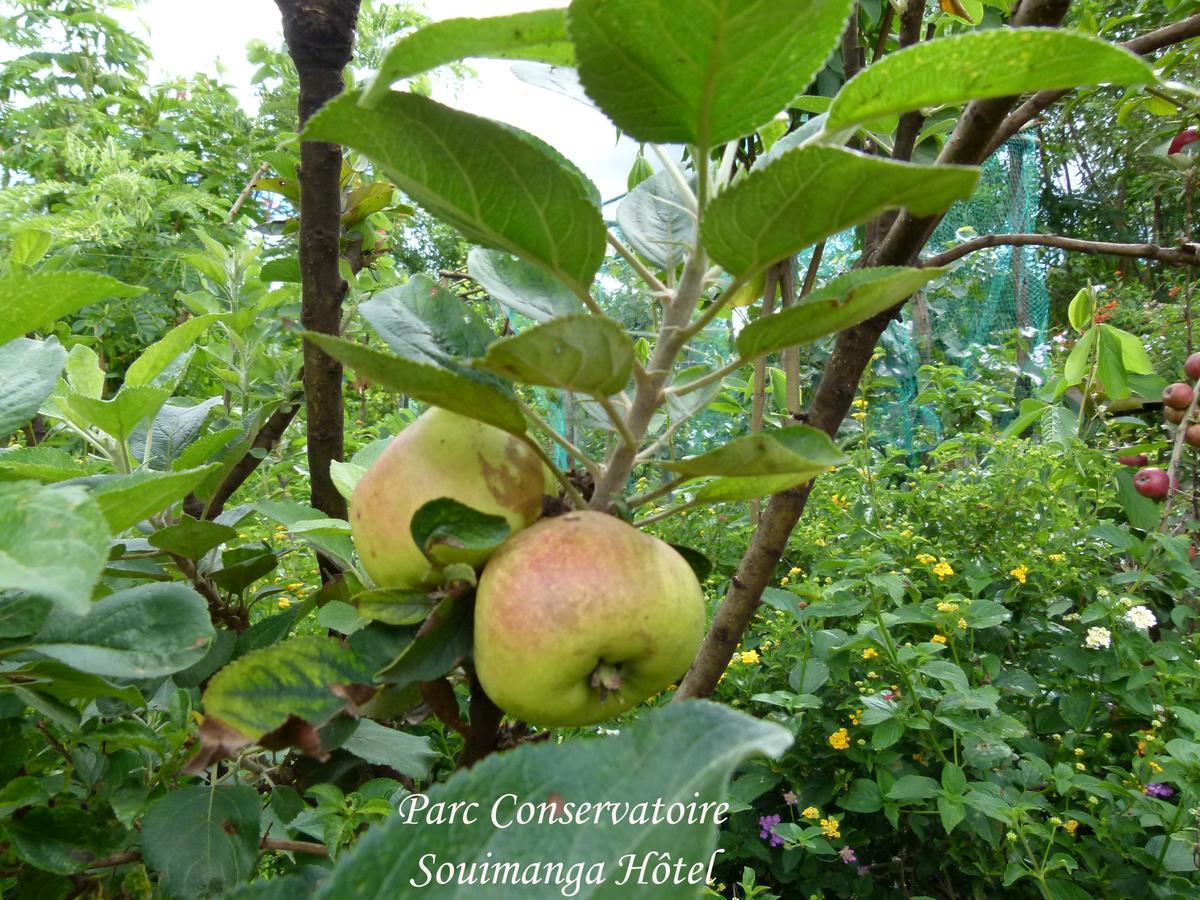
[201,636,376,740]
[304,333,526,435]
[363,10,575,107]
[124,313,223,387]
[148,515,238,559]
[0,483,109,616]
[316,702,791,898]
[342,719,437,779]
[703,146,979,275]
[567,0,854,147]
[132,397,224,469]
[0,271,143,345]
[827,29,1155,133]
[410,498,511,567]
[736,268,947,357]
[359,275,493,364]
[254,499,355,571]
[664,425,845,502]
[92,464,220,532]
[1095,324,1130,400]
[29,582,215,678]
[467,247,585,322]
[615,169,696,271]
[478,315,634,395]
[141,785,261,900]
[0,338,66,440]
[58,384,170,442]
[0,446,84,483]
[305,91,605,297]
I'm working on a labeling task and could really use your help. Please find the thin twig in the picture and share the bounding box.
[518,399,600,477]
[634,498,699,528]
[227,161,271,222]
[650,145,698,215]
[922,233,1200,269]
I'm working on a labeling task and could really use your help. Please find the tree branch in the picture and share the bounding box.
[923,233,1200,269]
[274,0,362,573]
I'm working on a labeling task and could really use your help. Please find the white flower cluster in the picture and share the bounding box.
[1084,626,1112,650]
[1124,605,1157,630]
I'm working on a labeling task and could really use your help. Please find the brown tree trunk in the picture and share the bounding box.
[274,0,361,570]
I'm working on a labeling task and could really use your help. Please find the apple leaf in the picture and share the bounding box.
[410,498,511,567]
[703,147,978,276]
[254,499,356,572]
[478,315,635,396]
[92,464,221,533]
[568,0,854,148]
[29,582,215,679]
[0,482,110,617]
[376,594,472,689]
[315,701,791,898]
[359,275,494,365]
[201,636,377,742]
[304,91,605,298]
[57,385,171,442]
[303,332,527,436]
[736,267,948,358]
[342,719,437,779]
[0,270,144,345]
[353,588,435,627]
[467,248,585,323]
[664,426,847,503]
[616,169,696,271]
[124,314,223,387]
[0,337,66,440]
[361,9,574,107]
[0,446,84,483]
[148,516,238,559]
[827,29,1156,134]
[140,785,260,900]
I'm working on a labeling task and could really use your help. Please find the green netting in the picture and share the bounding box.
[544,135,1048,470]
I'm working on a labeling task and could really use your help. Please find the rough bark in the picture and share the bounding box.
[676,0,1075,700]
[274,0,361,547]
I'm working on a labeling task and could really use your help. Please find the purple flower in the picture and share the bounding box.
[839,846,858,864]
[758,814,784,848]
[857,865,870,877]
[1146,782,1175,798]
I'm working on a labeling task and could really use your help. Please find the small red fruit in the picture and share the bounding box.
[1169,128,1200,156]
[1134,467,1171,500]
[1186,353,1200,381]
[1163,382,1195,410]
[1118,452,1149,467]
[1187,425,1200,448]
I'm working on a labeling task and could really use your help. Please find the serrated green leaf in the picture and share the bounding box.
[827,29,1155,133]
[30,582,214,678]
[58,384,170,442]
[410,498,511,567]
[0,483,109,616]
[568,0,855,147]
[359,275,493,365]
[736,267,946,357]
[202,636,376,740]
[478,315,634,395]
[148,516,238,559]
[362,9,574,107]
[254,499,355,571]
[141,785,260,899]
[304,91,605,297]
[0,338,66,440]
[615,169,696,271]
[377,594,472,689]
[703,147,979,276]
[92,464,220,532]
[467,247,585,322]
[665,425,846,477]
[353,589,435,626]
[124,314,223,387]
[315,702,790,898]
[342,719,436,779]
[0,271,143,345]
[63,344,105,398]
[304,332,526,435]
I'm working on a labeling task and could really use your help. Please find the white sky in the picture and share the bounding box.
[115,0,640,203]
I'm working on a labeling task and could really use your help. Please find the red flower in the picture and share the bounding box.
[1169,128,1200,155]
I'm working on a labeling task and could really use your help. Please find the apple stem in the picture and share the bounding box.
[589,662,622,699]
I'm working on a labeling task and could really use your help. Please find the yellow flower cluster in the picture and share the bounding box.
[862,647,879,660]
[1063,819,1079,836]
[820,817,841,839]
[1010,565,1028,584]
[802,806,820,820]
[957,617,968,630]
[932,561,955,580]
[915,553,937,565]
[738,649,761,665]
[850,411,867,421]
[852,398,868,410]
[830,494,848,509]
[828,728,850,750]
[1048,553,1065,563]
[930,634,948,645]
[936,600,959,613]
[848,708,862,726]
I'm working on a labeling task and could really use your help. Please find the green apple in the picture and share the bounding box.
[350,408,545,589]
[474,511,706,727]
